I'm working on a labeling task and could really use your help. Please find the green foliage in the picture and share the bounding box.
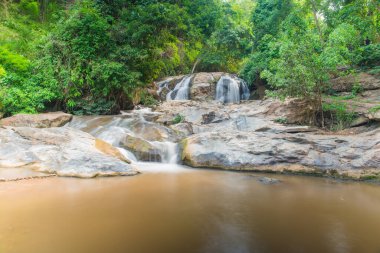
[357,44,380,67]
[68,97,116,115]
[0,72,58,115]
[322,101,357,130]
[351,83,363,96]
[172,114,185,124]
[0,0,379,118]
[0,65,5,77]
[19,0,40,20]
[274,117,288,124]
[0,47,30,72]
[369,105,380,113]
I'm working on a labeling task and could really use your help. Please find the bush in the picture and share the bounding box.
[172,114,185,124]
[0,72,58,115]
[0,46,30,72]
[322,101,357,131]
[357,44,380,67]
[68,97,117,115]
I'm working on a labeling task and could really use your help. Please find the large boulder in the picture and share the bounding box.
[182,128,380,174]
[0,112,73,128]
[0,127,138,179]
[262,99,315,124]
[156,72,226,101]
[120,134,162,162]
[129,120,180,142]
[189,72,224,101]
[331,72,380,92]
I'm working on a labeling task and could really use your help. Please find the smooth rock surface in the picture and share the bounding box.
[331,72,380,92]
[120,134,162,162]
[0,112,73,128]
[182,128,380,172]
[0,127,138,179]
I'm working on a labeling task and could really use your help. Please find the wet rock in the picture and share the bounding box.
[202,112,216,124]
[170,122,194,138]
[95,139,131,163]
[258,177,281,185]
[156,75,186,101]
[0,127,138,178]
[120,134,162,162]
[0,112,73,128]
[129,121,180,142]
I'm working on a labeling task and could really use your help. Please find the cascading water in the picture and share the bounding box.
[68,110,180,165]
[215,75,250,104]
[166,76,192,101]
[240,78,250,100]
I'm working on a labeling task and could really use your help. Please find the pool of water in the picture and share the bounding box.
[0,163,380,253]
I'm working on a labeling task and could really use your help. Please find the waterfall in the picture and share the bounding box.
[166,76,192,101]
[68,112,181,165]
[240,78,250,101]
[215,75,250,103]
[150,141,179,164]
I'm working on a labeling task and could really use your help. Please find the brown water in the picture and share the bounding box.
[1,163,380,253]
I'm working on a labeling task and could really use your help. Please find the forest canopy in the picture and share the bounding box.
[0,0,379,115]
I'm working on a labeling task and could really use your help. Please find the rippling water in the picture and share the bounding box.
[0,164,380,253]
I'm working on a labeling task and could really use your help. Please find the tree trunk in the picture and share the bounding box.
[191,58,201,74]
[310,0,324,44]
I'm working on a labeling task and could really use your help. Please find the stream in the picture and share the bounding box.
[1,163,380,253]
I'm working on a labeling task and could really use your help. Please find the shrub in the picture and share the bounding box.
[322,101,357,131]
[172,114,185,124]
[357,44,380,67]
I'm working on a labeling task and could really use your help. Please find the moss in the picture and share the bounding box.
[369,105,380,113]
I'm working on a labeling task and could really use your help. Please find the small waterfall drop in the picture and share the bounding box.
[68,111,181,166]
[240,78,250,100]
[150,141,179,164]
[215,75,250,104]
[166,76,192,101]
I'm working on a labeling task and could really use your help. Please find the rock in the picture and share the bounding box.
[202,112,216,124]
[156,75,186,101]
[156,72,227,102]
[0,112,73,128]
[190,72,219,101]
[211,72,225,82]
[190,82,215,101]
[170,122,194,138]
[331,72,380,92]
[258,177,281,185]
[182,129,380,171]
[95,139,131,163]
[129,120,180,142]
[120,134,162,162]
[263,99,314,124]
[324,89,380,122]
[0,127,139,178]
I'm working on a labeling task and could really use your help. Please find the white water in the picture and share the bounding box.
[240,78,250,100]
[216,75,250,103]
[69,113,180,165]
[166,76,192,101]
[150,141,179,164]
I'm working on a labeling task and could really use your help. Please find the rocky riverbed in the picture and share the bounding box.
[0,72,379,181]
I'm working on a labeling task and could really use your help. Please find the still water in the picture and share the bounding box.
[0,163,380,253]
